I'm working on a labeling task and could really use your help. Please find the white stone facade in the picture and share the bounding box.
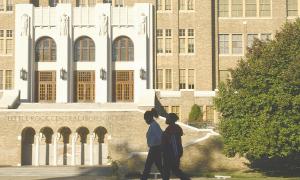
[14,3,154,106]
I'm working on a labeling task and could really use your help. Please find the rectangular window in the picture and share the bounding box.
[179,69,186,89]
[287,0,298,16]
[156,69,163,89]
[165,0,171,10]
[247,34,258,47]
[219,34,229,54]
[0,70,3,90]
[5,70,12,90]
[188,69,194,89]
[6,0,12,11]
[231,0,243,17]
[6,30,12,37]
[246,0,257,17]
[165,69,172,89]
[115,0,123,7]
[103,0,111,3]
[232,34,243,54]
[163,106,169,113]
[260,0,271,17]
[179,29,194,54]
[261,33,271,41]
[179,29,185,53]
[5,39,12,54]
[219,70,231,83]
[157,29,163,54]
[219,0,229,17]
[187,0,194,10]
[171,106,180,119]
[165,29,172,54]
[0,0,4,11]
[179,0,185,10]
[157,0,162,10]
[206,106,214,122]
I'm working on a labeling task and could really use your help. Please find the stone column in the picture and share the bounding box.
[71,133,77,166]
[89,133,95,166]
[34,134,40,166]
[53,133,60,166]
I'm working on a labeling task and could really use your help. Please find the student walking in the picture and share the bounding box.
[161,113,190,180]
[141,111,164,180]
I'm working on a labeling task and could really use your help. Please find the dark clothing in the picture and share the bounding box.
[141,145,164,180]
[162,124,190,180]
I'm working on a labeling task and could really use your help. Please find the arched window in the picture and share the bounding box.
[113,36,134,61]
[74,37,95,62]
[35,37,56,62]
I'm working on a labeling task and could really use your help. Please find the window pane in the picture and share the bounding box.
[157,0,162,10]
[6,39,12,54]
[188,29,194,36]
[113,37,134,61]
[5,70,12,90]
[219,34,229,54]
[179,29,185,36]
[232,0,243,17]
[157,38,163,53]
[187,0,194,10]
[179,0,185,10]
[246,0,257,17]
[165,69,172,89]
[206,106,214,122]
[0,0,4,11]
[6,0,13,11]
[179,38,185,54]
[260,0,271,17]
[165,29,172,36]
[179,69,186,89]
[188,69,194,89]
[261,33,271,41]
[247,34,258,47]
[0,39,3,54]
[165,38,172,53]
[165,0,171,10]
[188,38,194,53]
[232,34,243,54]
[287,0,298,16]
[0,70,3,89]
[156,69,163,89]
[219,70,231,83]
[157,29,163,36]
[219,0,229,17]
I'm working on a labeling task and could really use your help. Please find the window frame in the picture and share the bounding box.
[35,37,57,62]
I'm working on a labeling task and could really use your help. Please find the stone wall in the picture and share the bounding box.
[0,110,208,166]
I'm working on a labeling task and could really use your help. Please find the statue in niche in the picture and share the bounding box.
[99,14,108,36]
[60,14,69,36]
[138,14,147,35]
[21,14,29,36]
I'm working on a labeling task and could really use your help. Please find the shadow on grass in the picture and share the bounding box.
[247,153,300,177]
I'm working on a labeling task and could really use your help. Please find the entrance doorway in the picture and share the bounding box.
[21,127,36,165]
[74,71,95,102]
[36,71,56,102]
[112,70,134,102]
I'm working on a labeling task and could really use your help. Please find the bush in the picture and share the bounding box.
[188,104,203,122]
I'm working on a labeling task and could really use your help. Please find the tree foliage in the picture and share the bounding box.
[189,104,203,122]
[214,19,300,169]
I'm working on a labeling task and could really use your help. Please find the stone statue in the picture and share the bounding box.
[60,14,69,36]
[21,14,29,36]
[138,14,147,35]
[99,14,108,36]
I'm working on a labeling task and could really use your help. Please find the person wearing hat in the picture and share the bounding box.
[161,113,190,180]
[141,111,164,180]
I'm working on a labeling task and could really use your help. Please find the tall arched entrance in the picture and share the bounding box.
[93,126,108,165]
[21,127,36,165]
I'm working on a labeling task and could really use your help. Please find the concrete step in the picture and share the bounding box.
[0,166,113,176]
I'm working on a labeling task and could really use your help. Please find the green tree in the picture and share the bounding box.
[214,19,300,170]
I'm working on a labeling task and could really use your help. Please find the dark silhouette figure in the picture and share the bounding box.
[162,113,190,180]
[141,111,164,180]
